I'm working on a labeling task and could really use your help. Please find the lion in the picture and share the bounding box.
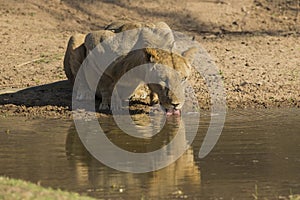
[63,21,196,115]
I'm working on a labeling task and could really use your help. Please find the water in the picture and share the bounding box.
[0,108,299,199]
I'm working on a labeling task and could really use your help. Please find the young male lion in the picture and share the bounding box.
[64,21,195,115]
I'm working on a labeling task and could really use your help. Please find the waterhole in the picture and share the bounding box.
[0,108,299,199]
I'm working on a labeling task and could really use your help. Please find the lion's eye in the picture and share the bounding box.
[181,76,187,82]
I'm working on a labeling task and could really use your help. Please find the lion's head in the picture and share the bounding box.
[145,47,196,115]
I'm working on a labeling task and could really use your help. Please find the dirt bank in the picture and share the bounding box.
[0,0,299,118]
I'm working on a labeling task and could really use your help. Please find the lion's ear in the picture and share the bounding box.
[182,47,197,63]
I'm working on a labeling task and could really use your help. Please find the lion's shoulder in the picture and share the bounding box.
[84,30,115,51]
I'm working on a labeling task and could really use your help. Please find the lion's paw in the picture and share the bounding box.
[99,103,110,111]
[76,90,94,100]
[110,103,123,112]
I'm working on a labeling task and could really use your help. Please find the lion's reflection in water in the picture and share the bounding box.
[66,114,201,198]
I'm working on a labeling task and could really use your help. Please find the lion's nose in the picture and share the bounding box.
[171,103,180,109]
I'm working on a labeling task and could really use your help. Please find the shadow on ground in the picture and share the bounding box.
[0,81,150,115]
[0,81,72,108]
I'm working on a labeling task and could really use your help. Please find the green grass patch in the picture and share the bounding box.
[0,176,95,200]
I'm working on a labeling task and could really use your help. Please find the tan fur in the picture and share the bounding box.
[63,33,86,83]
[63,22,195,111]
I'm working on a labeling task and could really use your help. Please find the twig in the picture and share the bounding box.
[200,0,230,5]
[15,58,43,68]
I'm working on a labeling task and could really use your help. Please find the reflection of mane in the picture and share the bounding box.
[65,117,201,198]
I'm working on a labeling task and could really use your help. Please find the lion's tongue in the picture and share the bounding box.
[166,109,181,116]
